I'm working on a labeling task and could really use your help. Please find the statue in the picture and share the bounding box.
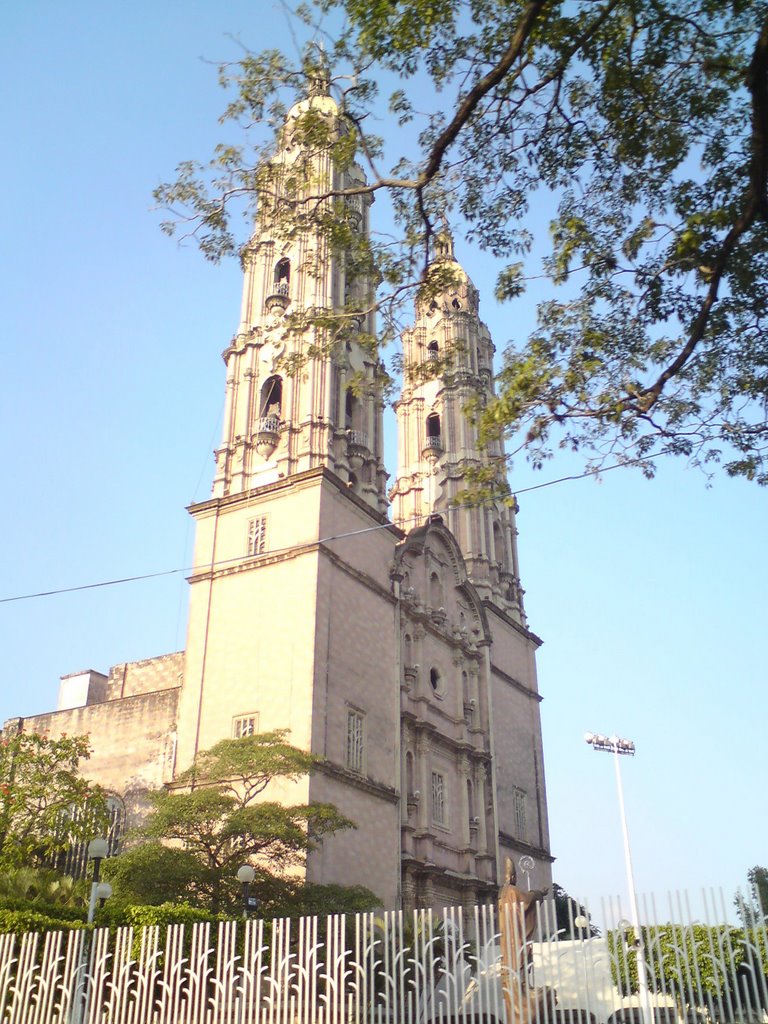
[498,857,555,1024]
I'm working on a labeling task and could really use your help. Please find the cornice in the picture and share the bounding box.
[482,599,543,647]
[316,760,399,804]
[188,466,397,533]
[497,831,554,864]
[490,665,542,703]
[317,543,397,606]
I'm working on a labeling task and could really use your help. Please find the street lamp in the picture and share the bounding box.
[584,732,652,1024]
[86,838,109,925]
[95,882,113,910]
[236,864,257,918]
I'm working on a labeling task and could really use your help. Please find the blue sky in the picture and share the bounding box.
[2,2,766,919]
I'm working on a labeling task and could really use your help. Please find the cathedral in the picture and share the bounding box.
[7,87,553,911]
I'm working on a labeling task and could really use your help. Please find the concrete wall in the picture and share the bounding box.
[105,652,184,700]
[15,686,180,825]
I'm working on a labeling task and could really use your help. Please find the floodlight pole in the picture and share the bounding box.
[585,733,652,1024]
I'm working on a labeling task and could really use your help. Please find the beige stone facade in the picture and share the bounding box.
[7,88,552,911]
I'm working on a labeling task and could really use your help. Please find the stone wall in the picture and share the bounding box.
[10,685,180,826]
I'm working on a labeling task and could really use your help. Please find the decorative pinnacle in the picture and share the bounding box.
[304,41,331,98]
[433,219,456,262]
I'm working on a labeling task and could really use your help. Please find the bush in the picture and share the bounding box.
[0,908,89,936]
[0,896,86,923]
[95,900,220,930]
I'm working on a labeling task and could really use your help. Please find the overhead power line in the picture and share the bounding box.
[0,448,670,606]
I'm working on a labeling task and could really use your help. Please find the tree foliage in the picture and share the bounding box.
[157,0,768,485]
[104,730,378,916]
[0,732,107,871]
[0,866,86,909]
[609,922,768,1010]
[549,882,599,938]
[736,865,768,926]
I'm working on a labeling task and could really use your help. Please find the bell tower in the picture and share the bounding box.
[390,232,526,622]
[211,87,388,514]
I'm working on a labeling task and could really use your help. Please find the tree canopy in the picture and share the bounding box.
[0,732,107,871]
[157,0,768,486]
[736,865,768,926]
[549,882,599,938]
[105,730,378,917]
[609,922,768,1012]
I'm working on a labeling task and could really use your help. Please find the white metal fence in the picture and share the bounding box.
[0,894,766,1024]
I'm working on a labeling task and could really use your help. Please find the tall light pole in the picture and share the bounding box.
[86,837,109,925]
[584,732,652,1024]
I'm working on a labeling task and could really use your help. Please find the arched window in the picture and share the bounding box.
[345,389,364,433]
[404,633,413,666]
[430,666,442,694]
[406,751,415,797]
[260,375,282,419]
[467,779,475,821]
[426,413,441,439]
[274,257,290,286]
[429,571,442,609]
[427,340,439,361]
[452,297,462,310]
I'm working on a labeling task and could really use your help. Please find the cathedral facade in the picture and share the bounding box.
[7,89,552,911]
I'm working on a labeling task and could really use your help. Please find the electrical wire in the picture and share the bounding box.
[0,447,671,606]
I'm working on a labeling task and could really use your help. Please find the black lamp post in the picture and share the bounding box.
[236,864,257,918]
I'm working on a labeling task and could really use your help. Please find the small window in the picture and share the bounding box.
[346,709,365,774]
[426,412,441,438]
[233,714,259,738]
[427,340,439,361]
[247,516,268,556]
[513,787,527,842]
[432,771,446,825]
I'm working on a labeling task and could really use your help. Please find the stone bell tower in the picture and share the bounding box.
[210,87,388,513]
[389,232,526,622]
[174,85,404,909]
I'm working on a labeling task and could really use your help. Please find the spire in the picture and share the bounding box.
[390,236,526,621]
[304,41,331,98]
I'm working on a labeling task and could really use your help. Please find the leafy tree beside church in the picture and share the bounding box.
[0,731,107,871]
[104,730,379,917]
[736,865,768,926]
